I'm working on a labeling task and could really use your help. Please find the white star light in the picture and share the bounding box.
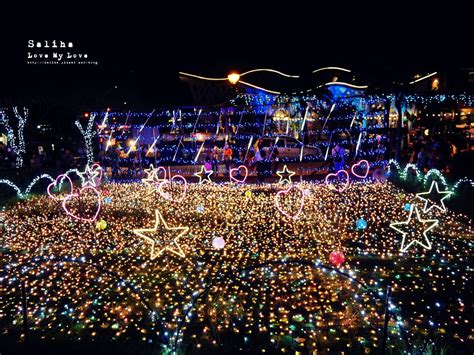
[389,205,439,253]
[276,165,296,184]
[141,164,165,193]
[78,164,101,187]
[416,181,452,213]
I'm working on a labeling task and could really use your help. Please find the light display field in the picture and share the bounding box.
[0,180,472,354]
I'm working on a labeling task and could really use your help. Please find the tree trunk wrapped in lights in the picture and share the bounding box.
[0,107,28,168]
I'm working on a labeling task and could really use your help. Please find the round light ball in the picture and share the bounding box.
[212,237,226,249]
[329,251,345,266]
[356,218,367,230]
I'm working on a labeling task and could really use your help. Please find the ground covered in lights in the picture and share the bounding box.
[0,181,472,354]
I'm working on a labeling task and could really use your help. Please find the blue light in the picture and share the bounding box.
[356,218,368,230]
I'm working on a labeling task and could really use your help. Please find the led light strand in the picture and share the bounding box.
[75,113,96,165]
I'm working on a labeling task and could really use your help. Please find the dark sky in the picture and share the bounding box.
[0,3,472,110]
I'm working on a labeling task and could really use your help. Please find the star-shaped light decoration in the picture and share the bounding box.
[78,164,102,187]
[142,164,165,193]
[194,165,213,184]
[276,165,296,184]
[416,181,452,213]
[133,209,189,259]
[389,205,439,253]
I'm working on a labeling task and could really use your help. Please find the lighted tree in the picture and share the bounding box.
[0,107,28,168]
[75,114,96,165]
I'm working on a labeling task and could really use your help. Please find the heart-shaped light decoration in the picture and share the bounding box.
[229,165,248,183]
[62,186,102,222]
[325,170,350,193]
[156,166,167,181]
[91,163,103,177]
[158,175,188,203]
[47,174,73,200]
[351,160,370,179]
[275,185,305,220]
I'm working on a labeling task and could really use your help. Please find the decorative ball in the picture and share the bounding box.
[104,197,112,204]
[245,190,252,198]
[96,219,107,230]
[404,203,411,211]
[102,189,110,196]
[303,189,311,196]
[329,251,345,266]
[197,205,205,213]
[212,237,225,249]
[356,218,367,230]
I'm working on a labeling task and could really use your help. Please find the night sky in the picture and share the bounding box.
[0,4,472,110]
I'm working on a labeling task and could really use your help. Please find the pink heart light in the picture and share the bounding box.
[229,165,248,183]
[47,174,73,200]
[158,175,188,203]
[351,160,369,179]
[275,185,305,220]
[62,186,101,222]
[91,163,103,185]
[325,170,350,193]
[156,166,167,181]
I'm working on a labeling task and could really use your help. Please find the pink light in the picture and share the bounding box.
[351,160,369,179]
[62,186,102,222]
[157,175,188,203]
[275,185,305,220]
[47,174,73,200]
[229,165,248,184]
[91,163,103,185]
[156,166,167,181]
[325,170,350,193]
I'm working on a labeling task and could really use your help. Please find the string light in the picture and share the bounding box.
[0,107,28,168]
[0,174,54,199]
[0,181,471,353]
[75,114,96,165]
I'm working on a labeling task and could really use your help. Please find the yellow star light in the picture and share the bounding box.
[389,205,439,253]
[194,165,213,184]
[416,181,452,213]
[276,165,296,184]
[133,209,189,259]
